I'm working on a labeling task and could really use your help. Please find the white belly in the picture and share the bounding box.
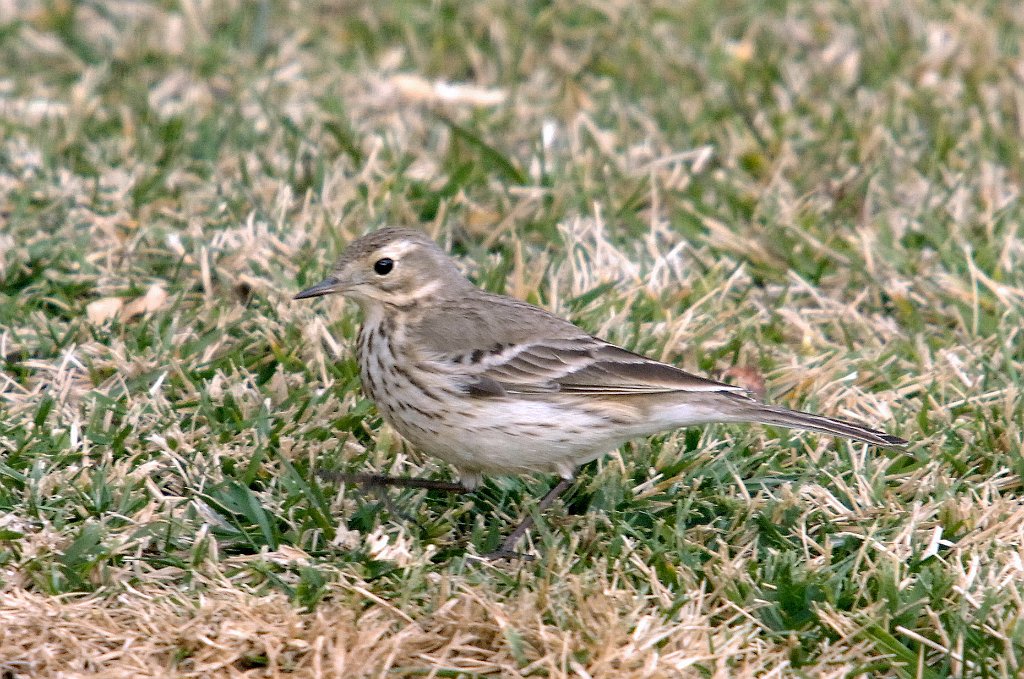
[390,397,628,483]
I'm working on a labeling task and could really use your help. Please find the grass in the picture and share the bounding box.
[1,0,1022,676]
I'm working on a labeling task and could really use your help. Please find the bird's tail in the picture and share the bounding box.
[739,401,907,448]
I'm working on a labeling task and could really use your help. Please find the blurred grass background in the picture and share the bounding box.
[0,0,1022,676]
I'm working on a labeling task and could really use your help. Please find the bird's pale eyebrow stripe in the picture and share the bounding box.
[377,240,419,259]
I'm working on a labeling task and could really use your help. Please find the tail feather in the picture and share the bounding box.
[742,402,907,448]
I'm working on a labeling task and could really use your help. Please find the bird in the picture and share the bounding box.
[294,227,908,559]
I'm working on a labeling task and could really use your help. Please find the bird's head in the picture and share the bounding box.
[294,227,469,309]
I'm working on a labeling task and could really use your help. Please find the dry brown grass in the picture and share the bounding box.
[0,576,779,677]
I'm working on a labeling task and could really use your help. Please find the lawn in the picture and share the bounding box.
[1,0,1022,676]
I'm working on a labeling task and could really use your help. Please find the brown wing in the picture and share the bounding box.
[411,291,744,397]
[469,338,745,396]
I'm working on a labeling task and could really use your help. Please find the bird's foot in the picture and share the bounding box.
[318,471,469,493]
[479,546,535,562]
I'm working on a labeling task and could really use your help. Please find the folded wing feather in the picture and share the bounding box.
[461,338,746,397]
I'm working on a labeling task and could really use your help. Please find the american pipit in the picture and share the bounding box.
[296,227,907,558]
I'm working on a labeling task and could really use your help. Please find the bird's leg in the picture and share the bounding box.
[483,475,575,561]
[319,471,470,523]
[318,470,470,493]
[321,471,575,560]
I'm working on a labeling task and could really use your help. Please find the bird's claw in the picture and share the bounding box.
[479,546,535,562]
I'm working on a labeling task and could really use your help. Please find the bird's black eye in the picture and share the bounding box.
[373,258,394,275]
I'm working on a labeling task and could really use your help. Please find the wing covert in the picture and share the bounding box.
[442,337,746,397]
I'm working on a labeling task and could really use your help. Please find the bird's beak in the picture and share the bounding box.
[293,275,343,300]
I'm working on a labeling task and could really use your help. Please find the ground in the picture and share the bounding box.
[0,1,1022,677]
